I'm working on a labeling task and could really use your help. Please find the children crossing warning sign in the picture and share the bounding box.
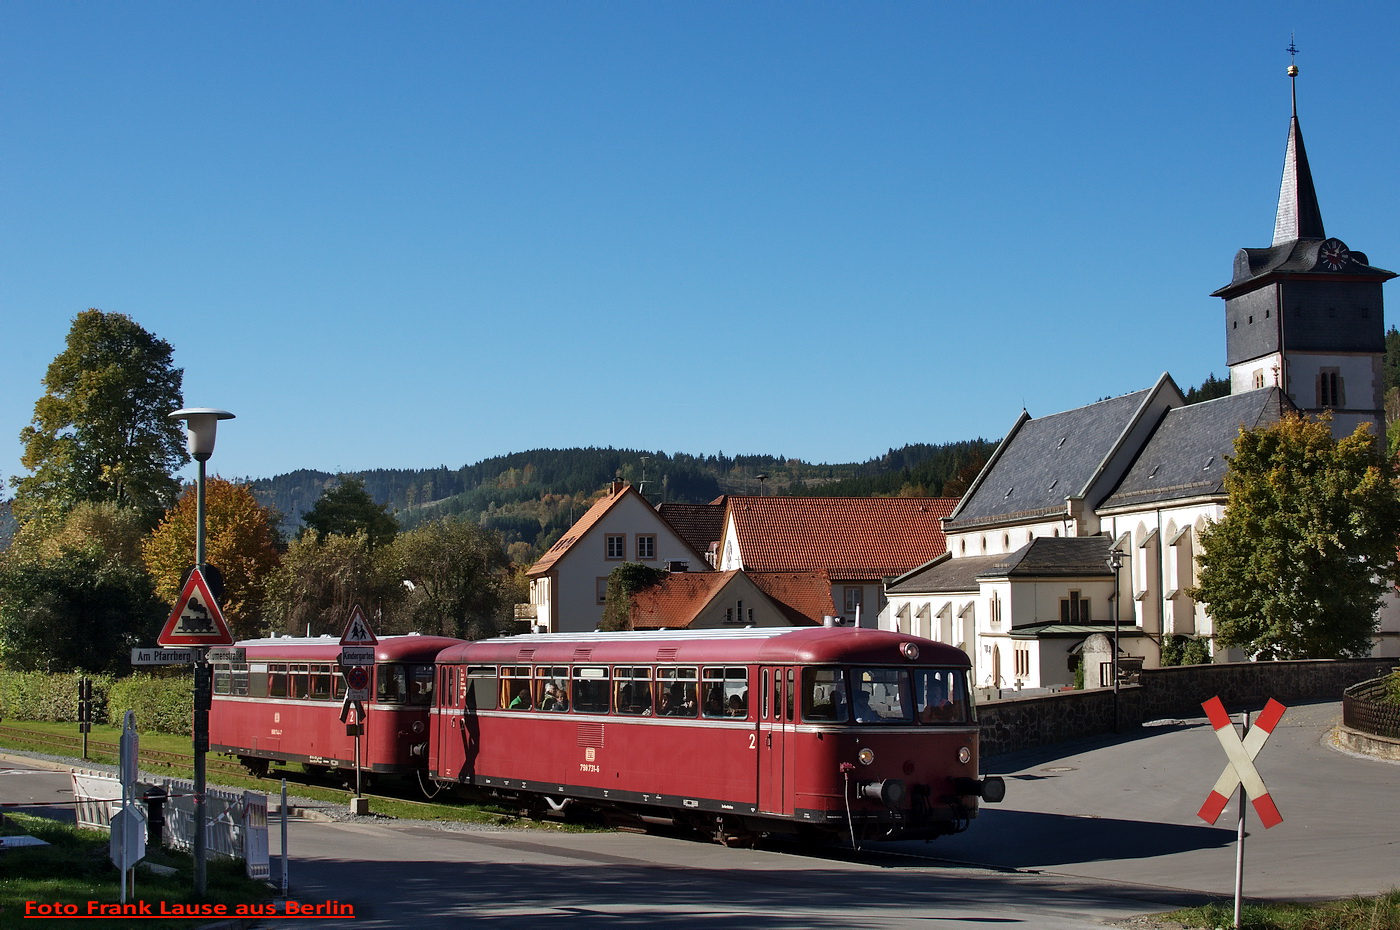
[157,568,234,647]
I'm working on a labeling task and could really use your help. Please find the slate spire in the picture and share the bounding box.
[1272,59,1325,245]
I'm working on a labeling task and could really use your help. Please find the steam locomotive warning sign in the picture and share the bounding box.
[157,568,234,647]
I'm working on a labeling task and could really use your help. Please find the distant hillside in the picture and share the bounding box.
[246,441,997,560]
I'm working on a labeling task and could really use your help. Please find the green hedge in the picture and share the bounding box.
[108,674,194,736]
[0,669,193,735]
[0,670,111,724]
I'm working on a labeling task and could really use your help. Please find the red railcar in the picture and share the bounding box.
[210,635,463,779]
[429,627,1003,844]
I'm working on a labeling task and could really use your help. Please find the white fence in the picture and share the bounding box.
[68,770,269,880]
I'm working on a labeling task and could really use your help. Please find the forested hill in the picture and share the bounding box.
[246,440,998,559]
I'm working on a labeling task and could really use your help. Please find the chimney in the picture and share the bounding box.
[611,477,624,495]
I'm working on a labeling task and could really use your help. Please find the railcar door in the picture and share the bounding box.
[758,665,794,816]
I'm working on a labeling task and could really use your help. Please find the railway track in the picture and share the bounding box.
[0,722,249,780]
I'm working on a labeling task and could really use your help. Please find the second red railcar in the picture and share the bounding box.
[429,626,1003,844]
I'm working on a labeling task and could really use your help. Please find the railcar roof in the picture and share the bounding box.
[232,634,464,662]
[436,627,970,668]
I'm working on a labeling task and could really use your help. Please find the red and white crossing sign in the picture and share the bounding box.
[1198,696,1286,829]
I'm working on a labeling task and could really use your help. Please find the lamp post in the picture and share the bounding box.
[1106,547,1124,733]
[168,407,234,896]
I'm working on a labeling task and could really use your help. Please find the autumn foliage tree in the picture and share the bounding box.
[142,478,283,640]
[1194,414,1400,659]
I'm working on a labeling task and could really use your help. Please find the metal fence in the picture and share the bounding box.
[1342,676,1400,740]
[67,770,269,880]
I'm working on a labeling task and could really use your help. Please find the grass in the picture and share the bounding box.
[0,812,273,930]
[1155,889,1400,930]
[0,719,584,826]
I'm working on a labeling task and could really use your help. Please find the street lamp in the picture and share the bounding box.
[1106,547,1124,733]
[168,407,234,896]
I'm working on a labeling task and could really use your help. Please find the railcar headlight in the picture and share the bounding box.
[900,642,919,661]
[857,748,876,766]
[412,721,425,735]
[958,746,971,765]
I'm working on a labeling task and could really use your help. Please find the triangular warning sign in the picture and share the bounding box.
[158,568,234,647]
[340,604,378,646]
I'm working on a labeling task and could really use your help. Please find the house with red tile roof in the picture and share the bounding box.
[628,570,833,630]
[526,480,711,633]
[714,496,957,627]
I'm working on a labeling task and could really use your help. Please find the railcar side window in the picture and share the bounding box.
[467,666,499,711]
[249,663,269,698]
[572,666,610,714]
[657,667,698,717]
[852,668,914,724]
[377,664,409,703]
[913,669,970,724]
[289,663,311,699]
[268,664,288,699]
[701,667,748,718]
[536,667,569,711]
[309,664,333,700]
[614,667,653,715]
[501,667,532,709]
[213,664,231,695]
[802,668,848,722]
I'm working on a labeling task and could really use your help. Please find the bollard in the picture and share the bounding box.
[143,785,168,847]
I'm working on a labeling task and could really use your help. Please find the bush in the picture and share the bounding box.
[0,670,112,723]
[107,673,194,735]
[1161,635,1212,667]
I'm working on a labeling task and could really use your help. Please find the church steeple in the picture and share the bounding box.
[1213,50,1393,441]
[1272,61,1325,244]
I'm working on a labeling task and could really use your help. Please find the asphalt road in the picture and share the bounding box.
[2,699,1395,928]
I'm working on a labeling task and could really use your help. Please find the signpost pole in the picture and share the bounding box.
[1233,710,1250,930]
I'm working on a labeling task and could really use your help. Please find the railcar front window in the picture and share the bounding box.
[802,668,848,722]
[913,669,970,724]
[852,668,913,724]
[377,664,409,703]
[408,664,434,705]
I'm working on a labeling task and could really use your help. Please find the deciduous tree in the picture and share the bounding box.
[261,532,392,636]
[301,477,398,549]
[1194,414,1400,659]
[12,310,186,528]
[142,478,283,640]
[384,516,511,640]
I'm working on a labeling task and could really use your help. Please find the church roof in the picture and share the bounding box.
[887,536,1113,595]
[944,379,1174,530]
[1099,387,1294,511]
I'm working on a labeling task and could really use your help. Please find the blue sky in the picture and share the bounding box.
[4,3,1398,487]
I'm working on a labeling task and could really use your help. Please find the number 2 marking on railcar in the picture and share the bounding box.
[748,734,757,750]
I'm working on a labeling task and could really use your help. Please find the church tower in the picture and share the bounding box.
[1212,59,1394,438]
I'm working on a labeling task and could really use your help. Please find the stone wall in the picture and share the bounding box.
[978,657,1395,758]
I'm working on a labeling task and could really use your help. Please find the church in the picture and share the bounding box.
[882,63,1398,693]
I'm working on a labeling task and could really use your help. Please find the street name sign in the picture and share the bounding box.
[132,647,196,665]
[206,647,246,663]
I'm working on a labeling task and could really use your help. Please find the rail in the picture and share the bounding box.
[1341,675,1400,741]
[0,723,249,779]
